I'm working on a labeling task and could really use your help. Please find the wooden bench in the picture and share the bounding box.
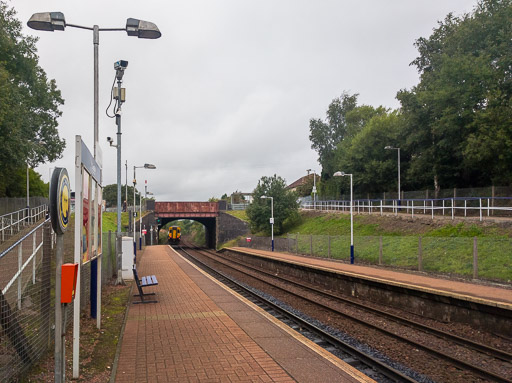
[132,267,158,304]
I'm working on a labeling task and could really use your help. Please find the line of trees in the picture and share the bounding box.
[310,0,512,198]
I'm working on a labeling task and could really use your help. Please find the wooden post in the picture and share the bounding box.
[473,237,478,279]
[418,236,423,271]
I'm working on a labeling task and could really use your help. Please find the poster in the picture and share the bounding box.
[82,171,89,263]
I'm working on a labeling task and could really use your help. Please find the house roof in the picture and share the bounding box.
[287,174,315,190]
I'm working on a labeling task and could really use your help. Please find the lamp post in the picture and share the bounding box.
[385,146,400,210]
[306,169,317,210]
[333,171,354,264]
[27,12,162,285]
[260,196,274,251]
[133,164,156,258]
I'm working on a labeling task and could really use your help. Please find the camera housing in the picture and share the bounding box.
[114,60,128,70]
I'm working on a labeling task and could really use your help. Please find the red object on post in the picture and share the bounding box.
[61,263,79,303]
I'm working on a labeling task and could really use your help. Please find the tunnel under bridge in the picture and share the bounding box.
[154,201,249,248]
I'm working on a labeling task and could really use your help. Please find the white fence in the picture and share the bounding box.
[302,197,512,221]
[0,205,48,243]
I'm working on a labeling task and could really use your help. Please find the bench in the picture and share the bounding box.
[132,267,158,304]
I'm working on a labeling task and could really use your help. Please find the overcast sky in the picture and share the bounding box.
[11,0,477,201]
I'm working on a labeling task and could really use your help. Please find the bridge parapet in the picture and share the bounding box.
[155,202,219,218]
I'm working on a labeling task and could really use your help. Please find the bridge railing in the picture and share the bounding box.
[0,205,48,243]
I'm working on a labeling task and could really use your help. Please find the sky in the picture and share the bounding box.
[11,0,478,201]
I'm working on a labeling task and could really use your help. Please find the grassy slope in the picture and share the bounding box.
[281,211,512,282]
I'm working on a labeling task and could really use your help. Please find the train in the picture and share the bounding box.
[168,226,181,245]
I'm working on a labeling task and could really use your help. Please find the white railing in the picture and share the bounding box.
[302,197,512,221]
[0,205,47,243]
[0,219,47,309]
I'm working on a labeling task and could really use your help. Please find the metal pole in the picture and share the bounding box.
[54,234,64,383]
[133,166,136,260]
[125,160,128,210]
[139,192,142,250]
[93,25,99,158]
[115,77,123,285]
[397,148,400,208]
[271,197,274,252]
[350,174,354,264]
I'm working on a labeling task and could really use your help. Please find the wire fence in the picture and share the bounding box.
[0,217,124,381]
[240,234,512,283]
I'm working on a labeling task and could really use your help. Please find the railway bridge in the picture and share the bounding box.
[154,201,248,248]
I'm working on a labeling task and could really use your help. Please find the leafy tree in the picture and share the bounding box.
[102,184,143,208]
[397,0,512,190]
[0,3,65,196]
[246,175,299,235]
[3,168,49,198]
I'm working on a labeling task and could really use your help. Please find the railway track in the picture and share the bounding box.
[177,244,512,383]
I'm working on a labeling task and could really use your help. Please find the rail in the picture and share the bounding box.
[0,218,48,311]
[302,197,512,221]
[0,205,48,242]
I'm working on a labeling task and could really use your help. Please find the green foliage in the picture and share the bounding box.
[103,184,142,208]
[226,210,249,222]
[1,168,49,198]
[246,175,299,235]
[398,0,512,189]
[0,3,65,196]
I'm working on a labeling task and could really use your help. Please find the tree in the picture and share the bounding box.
[246,175,299,235]
[102,184,142,208]
[397,0,512,189]
[0,2,65,196]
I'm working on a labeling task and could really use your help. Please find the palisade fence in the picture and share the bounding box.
[303,185,512,219]
[240,234,512,282]
[0,218,128,381]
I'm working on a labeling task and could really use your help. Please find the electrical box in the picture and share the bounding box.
[61,263,79,303]
[112,87,126,102]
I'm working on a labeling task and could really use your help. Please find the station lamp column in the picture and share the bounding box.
[333,171,354,264]
[27,12,161,285]
[309,169,317,209]
[385,146,401,210]
[133,164,156,258]
[260,196,274,251]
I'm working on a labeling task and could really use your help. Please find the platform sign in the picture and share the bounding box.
[49,168,71,235]
[73,135,103,378]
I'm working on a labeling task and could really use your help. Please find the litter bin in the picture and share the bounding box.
[121,236,134,280]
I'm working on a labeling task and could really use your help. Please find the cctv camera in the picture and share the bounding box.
[114,60,128,70]
[107,136,112,143]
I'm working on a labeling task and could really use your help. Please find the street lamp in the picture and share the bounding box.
[260,195,274,251]
[306,169,317,210]
[333,171,354,264]
[385,146,401,210]
[133,164,156,257]
[27,12,161,159]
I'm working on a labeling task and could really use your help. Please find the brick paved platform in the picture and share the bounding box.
[114,245,373,383]
[231,247,512,307]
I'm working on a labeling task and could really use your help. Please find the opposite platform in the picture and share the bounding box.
[114,245,373,383]
[230,247,512,308]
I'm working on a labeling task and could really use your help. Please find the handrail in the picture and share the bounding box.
[0,218,49,260]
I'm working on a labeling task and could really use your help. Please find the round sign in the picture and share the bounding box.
[50,168,71,235]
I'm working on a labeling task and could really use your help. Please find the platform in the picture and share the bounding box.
[114,245,374,383]
[231,247,512,308]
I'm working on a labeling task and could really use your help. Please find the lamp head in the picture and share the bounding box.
[144,163,156,169]
[27,12,66,31]
[333,171,345,177]
[126,18,161,39]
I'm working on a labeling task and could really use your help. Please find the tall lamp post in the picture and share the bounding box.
[260,196,274,251]
[133,164,156,258]
[385,146,400,210]
[333,171,354,264]
[306,169,317,210]
[27,12,162,287]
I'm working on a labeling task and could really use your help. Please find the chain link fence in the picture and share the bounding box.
[240,234,512,282]
[0,217,123,381]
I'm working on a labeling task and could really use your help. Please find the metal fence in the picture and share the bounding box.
[0,205,48,244]
[302,196,512,220]
[240,234,512,283]
[0,197,49,216]
[0,217,123,381]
